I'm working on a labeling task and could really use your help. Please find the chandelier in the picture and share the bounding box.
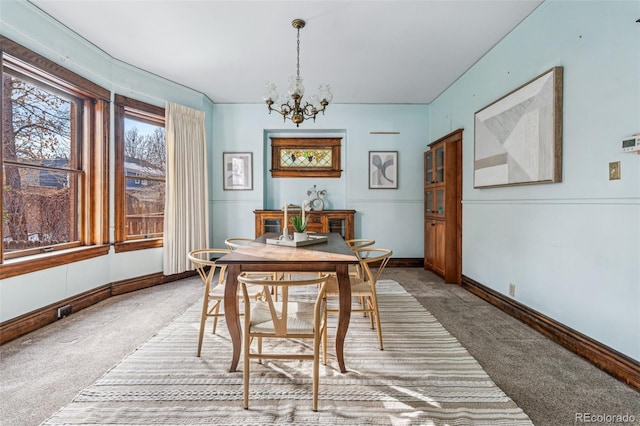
[263,19,333,127]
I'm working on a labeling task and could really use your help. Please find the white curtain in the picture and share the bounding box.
[163,102,209,275]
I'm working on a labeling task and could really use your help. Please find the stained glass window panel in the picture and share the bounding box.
[279,149,332,168]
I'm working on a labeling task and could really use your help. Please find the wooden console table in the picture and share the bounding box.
[254,209,355,240]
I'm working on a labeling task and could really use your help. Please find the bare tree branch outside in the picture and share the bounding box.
[2,71,76,253]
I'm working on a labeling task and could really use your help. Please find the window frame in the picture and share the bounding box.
[270,137,342,178]
[2,68,84,260]
[113,94,165,253]
[0,36,110,279]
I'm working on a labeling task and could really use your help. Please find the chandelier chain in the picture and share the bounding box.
[296,26,301,79]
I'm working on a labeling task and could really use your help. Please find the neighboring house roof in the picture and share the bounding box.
[124,156,164,178]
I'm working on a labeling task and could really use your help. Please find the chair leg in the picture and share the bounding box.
[322,308,328,365]
[197,296,211,357]
[370,293,384,350]
[367,297,375,329]
[243,333,250,409]
[360,296,367,316]
[212,301,221,334]
[313,334,320,412]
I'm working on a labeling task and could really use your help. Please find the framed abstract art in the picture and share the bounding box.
[369,151,398,189]
[474,66,563,188]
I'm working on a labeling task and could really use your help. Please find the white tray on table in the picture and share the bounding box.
[266,234,328,247]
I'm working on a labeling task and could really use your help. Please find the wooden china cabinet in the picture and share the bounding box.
[254,210,355,241]
[424,129,462,284]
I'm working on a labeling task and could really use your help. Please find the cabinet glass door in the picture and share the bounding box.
[436,189,445,215]
[328,219,346,237]
[425,152,433,184]
[264,219,281,234]
[436,147,445,183]
[425,190,434,215]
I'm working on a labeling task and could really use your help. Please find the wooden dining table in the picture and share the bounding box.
[216,232,359,373]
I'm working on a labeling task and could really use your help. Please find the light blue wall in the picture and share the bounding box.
[0,0,212,321]
[210,103,429,256]
[429,0,640,360]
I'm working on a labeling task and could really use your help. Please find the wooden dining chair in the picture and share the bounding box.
[224,237,253,250]
[345,238,375,279]
[323,247,392,357]
[345,238,375,250]
[238,272,331,412]
[187,248,264,357]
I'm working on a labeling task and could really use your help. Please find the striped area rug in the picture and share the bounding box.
[43,280,533,425]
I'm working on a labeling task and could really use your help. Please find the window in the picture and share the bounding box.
[1,37,110,278]
[270,137,342,178]
[114,95,165,252]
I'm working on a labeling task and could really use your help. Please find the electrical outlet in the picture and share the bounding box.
[57,305,72,319]
[609,161,621,180]
[508,283,516,297]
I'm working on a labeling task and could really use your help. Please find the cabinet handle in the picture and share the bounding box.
[431,223,435,226]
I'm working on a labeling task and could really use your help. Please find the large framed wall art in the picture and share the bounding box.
[474,66,563,188]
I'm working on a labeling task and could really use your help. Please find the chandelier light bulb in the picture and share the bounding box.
[317,84,333,104]
[288,76,305,98]
[263,82,279,103]
[307,94,319,109]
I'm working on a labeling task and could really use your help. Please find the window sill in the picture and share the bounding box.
[0,245,111,279]
[114,239,163,253]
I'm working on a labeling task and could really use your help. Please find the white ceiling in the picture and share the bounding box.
[28,0,543,105]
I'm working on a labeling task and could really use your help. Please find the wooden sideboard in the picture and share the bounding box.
[254,210,355,240]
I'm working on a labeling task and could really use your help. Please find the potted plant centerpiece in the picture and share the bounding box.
[290,213,308,242]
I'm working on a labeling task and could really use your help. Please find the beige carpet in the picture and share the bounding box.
[43,280,533,425]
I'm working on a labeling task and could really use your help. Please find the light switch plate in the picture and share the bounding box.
[609,161,621,180]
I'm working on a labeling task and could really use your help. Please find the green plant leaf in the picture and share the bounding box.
[290,214,307,232]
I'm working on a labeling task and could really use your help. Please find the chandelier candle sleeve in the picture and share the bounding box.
[283,203,288,237]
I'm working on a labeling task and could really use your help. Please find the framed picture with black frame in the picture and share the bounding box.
[223,152,253,190]
[369,151,398,189]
